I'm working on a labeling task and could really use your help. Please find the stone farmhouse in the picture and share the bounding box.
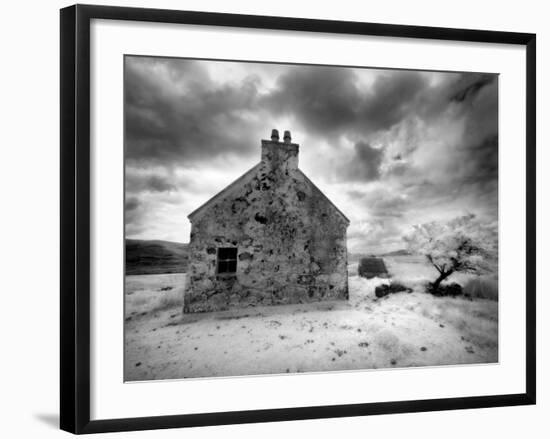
[184,129,350,313]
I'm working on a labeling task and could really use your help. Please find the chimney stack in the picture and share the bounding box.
[283,130,291,143]
[261,129,299,174]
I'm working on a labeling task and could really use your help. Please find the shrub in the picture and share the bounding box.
[426,282,463,297]
[375,282,412,298]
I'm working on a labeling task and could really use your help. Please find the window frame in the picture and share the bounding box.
[216,247,238,276]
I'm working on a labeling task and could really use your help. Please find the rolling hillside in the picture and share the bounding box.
[348,249,410,263]
[125,239,189,275]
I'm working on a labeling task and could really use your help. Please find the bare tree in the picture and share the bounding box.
[403,214,497,292]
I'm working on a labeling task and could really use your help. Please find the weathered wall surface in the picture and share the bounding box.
[184,137,349,313]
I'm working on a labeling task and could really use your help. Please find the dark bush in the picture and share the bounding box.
[375,282,412,298]
[427,282,463,297]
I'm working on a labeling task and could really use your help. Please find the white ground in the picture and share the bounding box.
[124,256,498,381]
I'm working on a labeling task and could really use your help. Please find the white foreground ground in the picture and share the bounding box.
[124,256,498,381]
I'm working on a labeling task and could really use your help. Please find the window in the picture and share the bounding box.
[217,247,238,274]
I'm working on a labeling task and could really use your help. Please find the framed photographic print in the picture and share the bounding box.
[60,4,536,434]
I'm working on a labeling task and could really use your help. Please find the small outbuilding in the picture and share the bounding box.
[358,257,389,279]
[184,129,350,313]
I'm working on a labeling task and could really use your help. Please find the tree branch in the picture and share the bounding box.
[426,254,444,274]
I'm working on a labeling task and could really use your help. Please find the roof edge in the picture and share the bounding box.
[187,164,350,226]
[187,163,261,221]
[298,170,350,225]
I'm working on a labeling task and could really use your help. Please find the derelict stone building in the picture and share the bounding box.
[184,129,350,313]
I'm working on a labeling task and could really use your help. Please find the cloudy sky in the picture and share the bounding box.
[125,56,498,253]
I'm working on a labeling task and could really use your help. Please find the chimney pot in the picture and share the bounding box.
[283,130,291,143]
[271,129,280,142]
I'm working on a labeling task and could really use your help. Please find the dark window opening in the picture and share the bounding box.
[217,247,238,274]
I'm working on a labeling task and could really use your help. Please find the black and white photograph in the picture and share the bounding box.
[0,0,543,435]
[124,55,499,381]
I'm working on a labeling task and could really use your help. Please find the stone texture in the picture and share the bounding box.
[184,132,350,313]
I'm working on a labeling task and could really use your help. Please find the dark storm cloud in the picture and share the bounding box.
[353,71,497,191]
[262,67,497,189]
[125,197,143,230]
[126,173,178,193]
[264,67,429,139]
[125,57,263,167]
[147,175,177,192]
[386,161,410,177]
[342,70,498,247]
[123,57,498,250]
[345,142,384,181]
[412,72,496,123]
[263,67,358,135]
[125,58,496,183]
[439,73,498,195]
[455,134,498,195]
[125,197,140,211]
[362,71,429,133]
[450,73,496,103]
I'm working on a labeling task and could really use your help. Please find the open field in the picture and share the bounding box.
[124,255,498,381]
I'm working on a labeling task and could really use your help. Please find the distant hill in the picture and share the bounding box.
[347,252,367,263]
[125,239,189,275]
[348,249,411,262]
[378,249,411,257]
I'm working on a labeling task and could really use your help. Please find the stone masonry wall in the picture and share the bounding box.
[184,136,349,313]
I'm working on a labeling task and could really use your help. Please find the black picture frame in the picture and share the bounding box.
[60,4,536,434]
